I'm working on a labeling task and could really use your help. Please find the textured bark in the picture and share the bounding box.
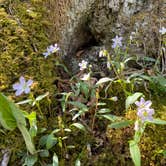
[48,0,165,74]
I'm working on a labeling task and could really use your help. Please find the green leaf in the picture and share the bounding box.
[80,82,89,99]
[35,92,49,101]
[124,57,136,64]
[0,93,26,126]
[149,119,166,125]
[0,93,36,154]
[46,134,57,150]
[129,140,141,166]
[75,158,81,166]
[72,113,81,120]
[72,109,88,120]
[126,92,143,110]
[108,120,133,129]
[96,77,113,85]
[39,150,49,158]
[17,124,36,154]
[39,135,48,147]
[64,128,72,132]
[143,56,156,62]
[29,126,37,138]
[53,153,59,166]
[153,75,166,87]
[71,123,86,131]
[25,112,37,138]
[99,114,120,122]
[61,92,72,112]
[97,108,111,114]
[0,93,18,130]
[52,129,61,134]
[23,154,38,166]
[155,149,166,158]
[25,112,36,127]
[16,99,33,105]
[97,102,106,106]
[68,101,88,111]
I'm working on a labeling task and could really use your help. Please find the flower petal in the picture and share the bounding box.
[144,100,152,107]
[24,87,30,94]
[112,43,116,48]
[140,97,145,105]
[135,101,141,107]
[13,83,21,90]
[43,52,49,58]
[15,89,24,96]
[19,76,25,85]
[27,79,33,86]
[147,108,154,115]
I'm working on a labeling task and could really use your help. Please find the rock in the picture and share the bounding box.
[48,0,165,74]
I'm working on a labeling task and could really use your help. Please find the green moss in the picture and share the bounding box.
[0,0,57,94]
[0,0,59,163]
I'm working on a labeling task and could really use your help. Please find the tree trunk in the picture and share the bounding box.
[48,0,165,74]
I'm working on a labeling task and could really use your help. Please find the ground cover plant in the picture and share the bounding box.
[0,0,166,166]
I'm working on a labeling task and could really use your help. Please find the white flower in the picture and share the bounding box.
[81,73,90,81]
[78,60,88,71]
[112,35,123,48]
[49,44,60,53]
[13,76,33,96]
[43,43,60,58]
[135,97,154,122]
[159,27,166,35]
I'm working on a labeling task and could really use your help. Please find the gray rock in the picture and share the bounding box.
[50,0,165,74]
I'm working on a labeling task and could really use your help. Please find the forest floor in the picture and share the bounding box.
[0,0,166,166]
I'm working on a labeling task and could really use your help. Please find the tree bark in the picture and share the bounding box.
[48,0,165,74]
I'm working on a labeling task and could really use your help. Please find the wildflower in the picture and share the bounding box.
[135,97,152,111]
[99,49,108,57]
[137,108,154,122]
[135,97,154,122]
[48,44,60,53]
[43,52,49,58]
[43,43,60,58]
[112,35,123,48]
[81,73,90,81]
[13,76,33,96]
[78,60,88,71]
[159,27,166,35]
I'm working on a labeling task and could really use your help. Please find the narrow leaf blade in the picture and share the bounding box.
[129,140,141,166]
[108,120,133,129]
[53,153,59,166]
[149,119,166,125]
[71,123,86,131]
[96,77,113,85]
[126,92,143,110]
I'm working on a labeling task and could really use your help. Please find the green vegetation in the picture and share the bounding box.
[0,0,166,166]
